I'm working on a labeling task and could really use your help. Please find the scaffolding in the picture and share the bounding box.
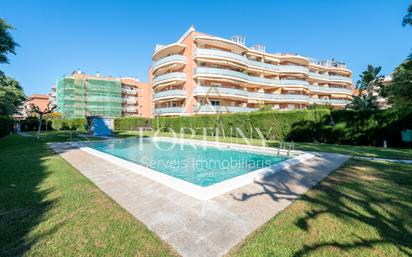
[56,75,122,118]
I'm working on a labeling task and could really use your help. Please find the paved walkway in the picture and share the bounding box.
[49,142,349,257]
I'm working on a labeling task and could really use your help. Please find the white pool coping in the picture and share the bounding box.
[75,137,315,200]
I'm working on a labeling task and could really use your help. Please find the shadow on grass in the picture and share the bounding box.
[290,161,412,256]
[0,135,60,257]
[231,157,412,256]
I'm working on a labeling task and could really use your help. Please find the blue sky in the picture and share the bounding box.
[1,0,411,95]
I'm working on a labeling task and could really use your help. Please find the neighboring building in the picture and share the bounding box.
[120,78,152,117]
[48,86,56,108]
[150,26,354,116]
[376,75,392,109]
[13,94,50,120]
[55,71,150,118]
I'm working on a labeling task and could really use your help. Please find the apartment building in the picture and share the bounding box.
[13,94,50,120]
[55,71,150,118]
[150,26,354,116]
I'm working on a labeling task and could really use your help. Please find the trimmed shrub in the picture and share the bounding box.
[151,109,331,141]
[51,118,87,131]
[109,107,412,148]
[0,115,11,137]
[114,117,151,131]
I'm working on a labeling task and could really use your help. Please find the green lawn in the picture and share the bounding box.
[115,130,412,160]
[0,133,177,257]
[1,131,411,257]
[229,159,412,257]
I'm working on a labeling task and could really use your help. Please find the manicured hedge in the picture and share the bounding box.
[114,117,151,131]
[51,118,87,131]
[0,115,11,137]
[151,109,331,141]
[287,108,412,148]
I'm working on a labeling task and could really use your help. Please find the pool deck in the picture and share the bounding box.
[49,142,350,257]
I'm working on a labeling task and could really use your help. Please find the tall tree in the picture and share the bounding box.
[0,76,25,115]
[402,3,412,27]
[0,18,19,77]
[381,57,412,108]
[356,65,384,96]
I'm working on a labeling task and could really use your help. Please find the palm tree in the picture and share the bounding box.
[356,65,384,96]
[346,94,378,111]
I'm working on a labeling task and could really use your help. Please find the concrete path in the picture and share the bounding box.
[49,142,349,257]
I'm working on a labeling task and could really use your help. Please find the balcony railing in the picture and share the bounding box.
[123,107,137,112]
[153,72,186,86]
[309,72,330,80]
[193,86,351,105]
[152,55,186,71]
[195,105,256,113]
[329,75,352,83]
[153,89,186,100]
[122,89,137,95]
[279,65,309,74]
[153,107,186,115]
[309,85,352,94]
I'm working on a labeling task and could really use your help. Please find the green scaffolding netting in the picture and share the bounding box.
[56,77,122,118]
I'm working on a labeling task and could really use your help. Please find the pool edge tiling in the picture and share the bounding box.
[78,137,315,200]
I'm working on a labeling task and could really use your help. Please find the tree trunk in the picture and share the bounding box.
[37,114,43,141]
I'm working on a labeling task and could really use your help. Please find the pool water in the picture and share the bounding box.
[87,138,287,187]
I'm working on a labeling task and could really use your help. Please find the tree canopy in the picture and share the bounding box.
[402,4,412,27]
[0,18,18,66]
[381,57,412,108]
[0,76,25,115]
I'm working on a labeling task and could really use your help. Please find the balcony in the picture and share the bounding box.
[194,67,248,82]
[194,86,310,102]
[194,48,248,65]
[309,72,330,81]
[309,85,352,94]
[313,98,350,105]
[123,98,137,104]
[123,106,137,113]
[193,86,249,98]
[194,67,309,88]
[153,89,186,100]
[152,72,186,87]
[152,55,186,72]
[194,105,256,113]
[122,88,137,95]
[279,65,309,74]
[329,75,352,84]
[153,107,186,115]
[152,43,186,61]
[194,48,280,72]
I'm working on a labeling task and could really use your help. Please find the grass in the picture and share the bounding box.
[228,159,412,257]
[0,133,177,257]
[1,131,411,256]
[115,130,412,160]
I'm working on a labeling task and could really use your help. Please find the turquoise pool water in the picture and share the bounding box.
[87,138,287,187]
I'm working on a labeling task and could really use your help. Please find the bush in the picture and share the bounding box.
[114,117,151,131]
[152,109,331,141]
[287,108,412,148]
[20,117,52,131]
[51,118,87,131]
[0,115,11,137]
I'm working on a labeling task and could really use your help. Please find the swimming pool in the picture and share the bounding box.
[80,137,314,200]
[87,138,287,187]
